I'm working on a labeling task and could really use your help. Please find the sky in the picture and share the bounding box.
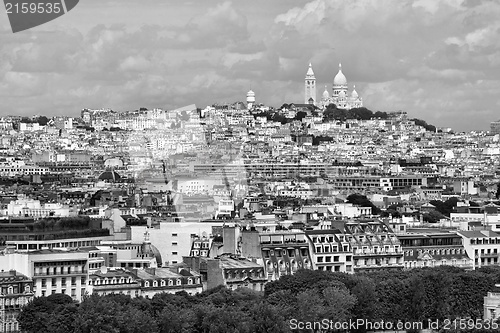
[1,0,499,131]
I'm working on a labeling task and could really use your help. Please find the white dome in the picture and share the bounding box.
[322,86,330,99]
[351,86,358,99]
[333,63,347,86]
[247,90,255,97]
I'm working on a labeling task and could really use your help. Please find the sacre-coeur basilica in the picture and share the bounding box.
[305,63,363,110]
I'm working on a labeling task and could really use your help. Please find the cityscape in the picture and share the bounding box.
[2,1,500,333]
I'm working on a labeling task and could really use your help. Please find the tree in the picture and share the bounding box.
[422,210,446,223]
[18,294,76,333]
[346,194,381,215]
[294,111,307,121]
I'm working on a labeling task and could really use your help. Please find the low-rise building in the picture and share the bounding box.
[88,265,203,297]
[484,284,500,320]
[184,255,267,292]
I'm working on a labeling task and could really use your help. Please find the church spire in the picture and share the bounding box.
[306,63,315,77]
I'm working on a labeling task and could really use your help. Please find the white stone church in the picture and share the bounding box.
[304,63,363,110]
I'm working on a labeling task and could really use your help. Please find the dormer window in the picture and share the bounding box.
[144,281,150,288]
[168,279,173,286]
[177,279,181,285]
[153,281,158,287]
[161,280,166,287]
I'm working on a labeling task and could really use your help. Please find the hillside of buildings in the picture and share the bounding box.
[18,266,500,333]
[2,102,500,331]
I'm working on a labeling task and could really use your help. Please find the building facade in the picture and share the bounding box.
[0,270,34,333]
[398,232,472,269]
[306,229,353,273]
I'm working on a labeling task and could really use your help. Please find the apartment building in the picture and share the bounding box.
[339,220,404,271]
[305,229,353,273]
[0,270,33,333]
[457,230,500,269]
[0,247,90,302]
[398,232,472,268]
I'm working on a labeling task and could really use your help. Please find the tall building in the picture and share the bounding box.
[304,63,317,105]
[246,90,255,109]
[319,63,363,110]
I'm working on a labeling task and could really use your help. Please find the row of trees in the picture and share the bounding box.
[20,266,500,333]
[32,216,93,231]
[323,104,437,131]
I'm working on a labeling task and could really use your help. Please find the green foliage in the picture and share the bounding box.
[323,104,389,122]
[430,198,460,216]
[312,135,334,146]
[422,210,447,223]
[346,193,381,215]
[18,267,500,333]
[411,118,436,131]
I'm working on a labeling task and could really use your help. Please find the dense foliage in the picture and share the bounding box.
[18,267,500,333]
[346,193,381,215]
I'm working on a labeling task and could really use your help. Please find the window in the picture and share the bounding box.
[172,252,178,255]
[172,233,178,237]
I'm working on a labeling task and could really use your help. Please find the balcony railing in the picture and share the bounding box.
[34,270,88,277]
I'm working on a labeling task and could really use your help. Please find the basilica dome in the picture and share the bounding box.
[333,63,347,86]
[322,86,330,99]
[351,86,359,99]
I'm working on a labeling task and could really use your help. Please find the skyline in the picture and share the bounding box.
[1,0,500,131]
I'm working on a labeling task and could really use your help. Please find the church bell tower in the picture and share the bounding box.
[304,63,316,105]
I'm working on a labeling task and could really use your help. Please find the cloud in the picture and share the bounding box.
[1,0,500,131]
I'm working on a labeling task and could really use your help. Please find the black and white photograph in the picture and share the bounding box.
[1,1,500,332]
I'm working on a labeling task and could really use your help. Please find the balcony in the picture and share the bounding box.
[476,253,499,258]
[34,270,88,277]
